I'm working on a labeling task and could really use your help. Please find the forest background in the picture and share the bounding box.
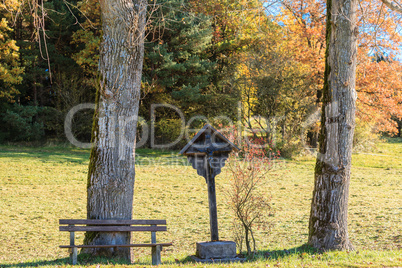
[1,0,402,155]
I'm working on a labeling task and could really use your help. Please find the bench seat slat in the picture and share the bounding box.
[59,226,167,232]
[59,219,166,225]
[60,243,173,248]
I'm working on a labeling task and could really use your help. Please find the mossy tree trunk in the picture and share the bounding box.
[84,0,147,261]
[308,0,357,251]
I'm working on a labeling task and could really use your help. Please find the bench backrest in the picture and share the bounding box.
[59,219,167,232]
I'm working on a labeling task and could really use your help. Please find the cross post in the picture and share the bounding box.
[205,156,219,241]
[180,124,239,243]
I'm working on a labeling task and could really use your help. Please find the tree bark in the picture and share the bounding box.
[308,0,357,251]
[84,0,147,261]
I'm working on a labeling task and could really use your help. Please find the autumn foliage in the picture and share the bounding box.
[277,0,402,134]
[0,0,401,143]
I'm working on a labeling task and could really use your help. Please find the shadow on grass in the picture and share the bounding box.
[255,243,320,261]
[0,145,188,167]
[0,254,135,267]
[180,244,320,264]
[0,257,70,267]
[0,145,90,165]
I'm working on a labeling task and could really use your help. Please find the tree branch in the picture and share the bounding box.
[380,0,402,13]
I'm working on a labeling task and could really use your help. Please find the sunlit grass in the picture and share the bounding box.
[0,139,401,267]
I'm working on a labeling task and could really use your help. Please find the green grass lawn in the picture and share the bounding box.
[0,139,401,267]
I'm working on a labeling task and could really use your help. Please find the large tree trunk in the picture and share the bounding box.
[84,0,147,261]
[308,0,357,251]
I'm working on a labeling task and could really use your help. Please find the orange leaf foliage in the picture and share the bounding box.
[277,0,402,134]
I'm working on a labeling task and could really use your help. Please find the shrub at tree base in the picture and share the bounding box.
[221,125,278,256]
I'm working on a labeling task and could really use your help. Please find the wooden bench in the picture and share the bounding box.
[59,219,172,265]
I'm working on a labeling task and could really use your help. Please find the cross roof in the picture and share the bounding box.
[179,124,239,156]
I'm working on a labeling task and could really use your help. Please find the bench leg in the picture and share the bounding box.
[69,229,77,265]
[152,245,161,265]
[70,247,77,265]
